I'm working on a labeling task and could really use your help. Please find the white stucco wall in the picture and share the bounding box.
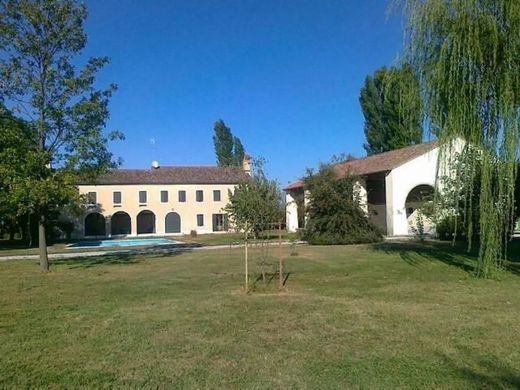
[385,147,439,236]
[286,193,299,233]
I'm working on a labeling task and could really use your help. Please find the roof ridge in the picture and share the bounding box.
[285,140,439,191]
[334,139,438,168]
[79,165,249,185]
[110,165,242,171]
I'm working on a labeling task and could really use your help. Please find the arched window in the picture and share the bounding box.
[137,210,156,234]
[111,211,132,235]
[165,212,181,233]
[84,212,106,237]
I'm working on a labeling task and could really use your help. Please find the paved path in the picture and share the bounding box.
[0,241,307,262]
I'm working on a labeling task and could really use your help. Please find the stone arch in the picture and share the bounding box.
[405,184,435,235]
[165,212,181,234]
[111,211,131,236]
[84,212,106,237]
[137,210,156,234]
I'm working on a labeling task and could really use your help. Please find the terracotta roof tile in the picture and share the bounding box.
[285,141,439,191]
[79,166,250,185]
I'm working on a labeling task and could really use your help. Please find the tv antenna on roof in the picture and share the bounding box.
[149,137,159,169]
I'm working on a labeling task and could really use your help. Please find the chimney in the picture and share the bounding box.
[242,154,252,176]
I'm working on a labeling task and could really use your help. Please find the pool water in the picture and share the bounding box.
[67,238,179,249]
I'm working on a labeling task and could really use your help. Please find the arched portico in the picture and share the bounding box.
[137,210,156,234]
[84,212,106,237]
[111,211,131,236]
[165,212,181,233]
[384,146,439,236]
[405,184,435,235]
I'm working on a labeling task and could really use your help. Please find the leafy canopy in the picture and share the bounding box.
[225,158,284,237]
[0,0,123,268]
[399,0,520,277]
[360,65,423,155]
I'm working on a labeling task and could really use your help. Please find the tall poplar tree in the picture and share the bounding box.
[0,0,123,271]
[399,0,520,277]
[360,65,423,155]
[233,136,245,167]
[213,119,246,167]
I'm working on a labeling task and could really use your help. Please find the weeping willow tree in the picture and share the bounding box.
[398,0,520,278]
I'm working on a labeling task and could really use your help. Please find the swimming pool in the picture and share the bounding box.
[67,238,180,249]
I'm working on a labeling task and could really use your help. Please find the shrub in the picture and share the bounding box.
[435,215,473,242]
[302,165,383,245]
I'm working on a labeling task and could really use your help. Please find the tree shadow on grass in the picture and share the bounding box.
[51,245,194,269]
[436,349,520,389]
[371,240,520,276]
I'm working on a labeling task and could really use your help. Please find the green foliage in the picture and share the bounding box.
[233,136,245,167]
[224,159,284,237]
[303,166,382,245]
[213,119,246,167]
[0,0,123,266]
[435,215,462,242]
[360,65,423,155]
[400,0,520,277]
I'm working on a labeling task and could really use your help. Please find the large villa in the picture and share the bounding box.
[73,157,252,238]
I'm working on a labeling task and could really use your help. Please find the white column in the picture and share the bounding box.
[385,172,395,236]
[105,216,111,238]
[155,212,164,236]
[385,171,410,236]
[286,193,299,232]
[131,213,138,236]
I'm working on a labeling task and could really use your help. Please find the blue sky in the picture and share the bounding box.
[83,0,404,186]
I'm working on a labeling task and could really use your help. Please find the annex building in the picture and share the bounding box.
[285,141,442,237]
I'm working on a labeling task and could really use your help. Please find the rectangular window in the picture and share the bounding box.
[196,190,203,202]
[178,190,186,202]
[87,192,97,204]
[212,213,228,232]
[113,191,122,204]
[213,190,221,202]
[160,190,168,203]
[139,190,147,204]
[197,214,204,227]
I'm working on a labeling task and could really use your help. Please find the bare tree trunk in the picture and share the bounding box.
[258,237,266,284]
[244,234,249,292]
[38,216,49,271]
[278,222,283,289]
[27,214,32,247]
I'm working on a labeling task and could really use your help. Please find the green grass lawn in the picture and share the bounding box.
[1,242,519,388]
[181,231,299,246]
